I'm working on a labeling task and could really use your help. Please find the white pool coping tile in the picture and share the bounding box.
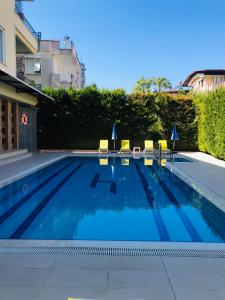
[167,157,225,215]
[0,154,67,188]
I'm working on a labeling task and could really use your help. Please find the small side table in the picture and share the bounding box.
[133,147,141,154]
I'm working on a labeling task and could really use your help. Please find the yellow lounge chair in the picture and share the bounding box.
[121,158,130,166]
[144,140,154,154]
[99,158,108,165]
[120,140,131,153]
[144,158,153,166]
[158,140,170,153]
[161,159,167,167]
[98,140,108,153]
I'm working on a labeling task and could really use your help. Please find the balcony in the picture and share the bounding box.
[17,72,42,91]
[15,1,41,41]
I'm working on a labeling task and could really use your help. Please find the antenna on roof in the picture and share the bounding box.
[63,35,70,48]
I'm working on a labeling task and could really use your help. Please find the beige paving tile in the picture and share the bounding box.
[0,268,49,286]
[163,257,225,273]
[0,286,41,300]
[53,255,164,271]
[0,254,55,269]
[45,269,108,288]
[36,286,107,300]
[109,269,174,293]
[108,287,176,300]
[163,257,225,300]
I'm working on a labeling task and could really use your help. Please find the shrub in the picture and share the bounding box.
[194,88,225,160]
[38,87,197,150]
[156,93,197,150]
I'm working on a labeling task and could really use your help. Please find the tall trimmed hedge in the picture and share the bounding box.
[194,88,225,160]
[155,93,197,150]
[38,87,197,150]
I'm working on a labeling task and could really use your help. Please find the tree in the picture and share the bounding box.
[133,77,153,93]
[152,77,172,92]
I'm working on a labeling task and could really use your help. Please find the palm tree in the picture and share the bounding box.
[133,77,153,93]
[152,77,172,92]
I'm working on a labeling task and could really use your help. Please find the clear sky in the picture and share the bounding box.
[24,0,225,92]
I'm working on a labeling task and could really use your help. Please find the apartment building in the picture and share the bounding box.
[183,70,225,92]
[0,0,52,153]
[17,40,86,90]
[80,63,86,89]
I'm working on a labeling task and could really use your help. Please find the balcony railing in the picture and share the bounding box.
[17,72,42,91]
[15,1,41,41]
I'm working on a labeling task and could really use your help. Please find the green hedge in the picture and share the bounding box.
[155,93,197,150]
[37,87,197,150]
[194,88,225,160]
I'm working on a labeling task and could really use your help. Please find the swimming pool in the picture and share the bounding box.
[0,156,224,242]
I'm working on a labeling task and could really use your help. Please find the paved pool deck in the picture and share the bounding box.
[1,253,225,300]
[0,151,225,299]
[167,152,225,214]
[174,151,225,200]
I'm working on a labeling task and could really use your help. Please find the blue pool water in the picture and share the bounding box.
[0,156,225,242]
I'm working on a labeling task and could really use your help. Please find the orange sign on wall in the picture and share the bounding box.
[21,113,28,125]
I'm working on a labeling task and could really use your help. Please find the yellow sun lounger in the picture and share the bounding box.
[161,159,167,167]
[120,140,131,153]
[121,158,130,166]
[158,140,170,153]
[99,158,108,165]
[144,140,154,154]
[144,158,153,166]
[98,140,109,153]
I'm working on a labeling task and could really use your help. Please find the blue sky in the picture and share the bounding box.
[25,0,225,92]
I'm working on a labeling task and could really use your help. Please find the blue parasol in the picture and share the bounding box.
[171,124,179,150]
[111,123,117,150]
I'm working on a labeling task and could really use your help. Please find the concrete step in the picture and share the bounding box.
[0,149,28,160]
[0,152,33,167]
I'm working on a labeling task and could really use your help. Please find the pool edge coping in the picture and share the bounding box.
[0,155,68,188]
[1,153,225,257]
[166,162,225,215]
[0,240,225,257]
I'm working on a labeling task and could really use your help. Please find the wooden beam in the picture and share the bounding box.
[6,101,12,151]
[14,103,19,149]
[0,98,2,152]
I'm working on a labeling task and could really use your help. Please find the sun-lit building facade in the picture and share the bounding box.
[183,70,225,92]
[17,40,86,90]
[0,0,52,153]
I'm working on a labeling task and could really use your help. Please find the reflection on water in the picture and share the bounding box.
[0,156,224,242]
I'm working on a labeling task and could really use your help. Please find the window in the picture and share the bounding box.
[25,58,41,74]
[0,26,5,64]
[199,79,204,88]
[60,73,71,83]
[34,62,41,73]
[214,77,217,83]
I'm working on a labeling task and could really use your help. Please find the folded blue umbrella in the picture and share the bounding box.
[171,124,179,150]
[171,124,179,141]
[112,123,117,150]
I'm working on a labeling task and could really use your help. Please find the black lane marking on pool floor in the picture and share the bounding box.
[90,173,117,194]
[10,163,84,239]
[90,173,100,188]
[0,161,75,226]
[135,163,170,242]
[149,166,202,243]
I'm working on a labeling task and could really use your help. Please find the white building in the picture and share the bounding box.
[0,0,52,153]
[182,70,225,92]
[17,39,86,90]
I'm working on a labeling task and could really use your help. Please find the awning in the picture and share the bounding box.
[0,69,54,101]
